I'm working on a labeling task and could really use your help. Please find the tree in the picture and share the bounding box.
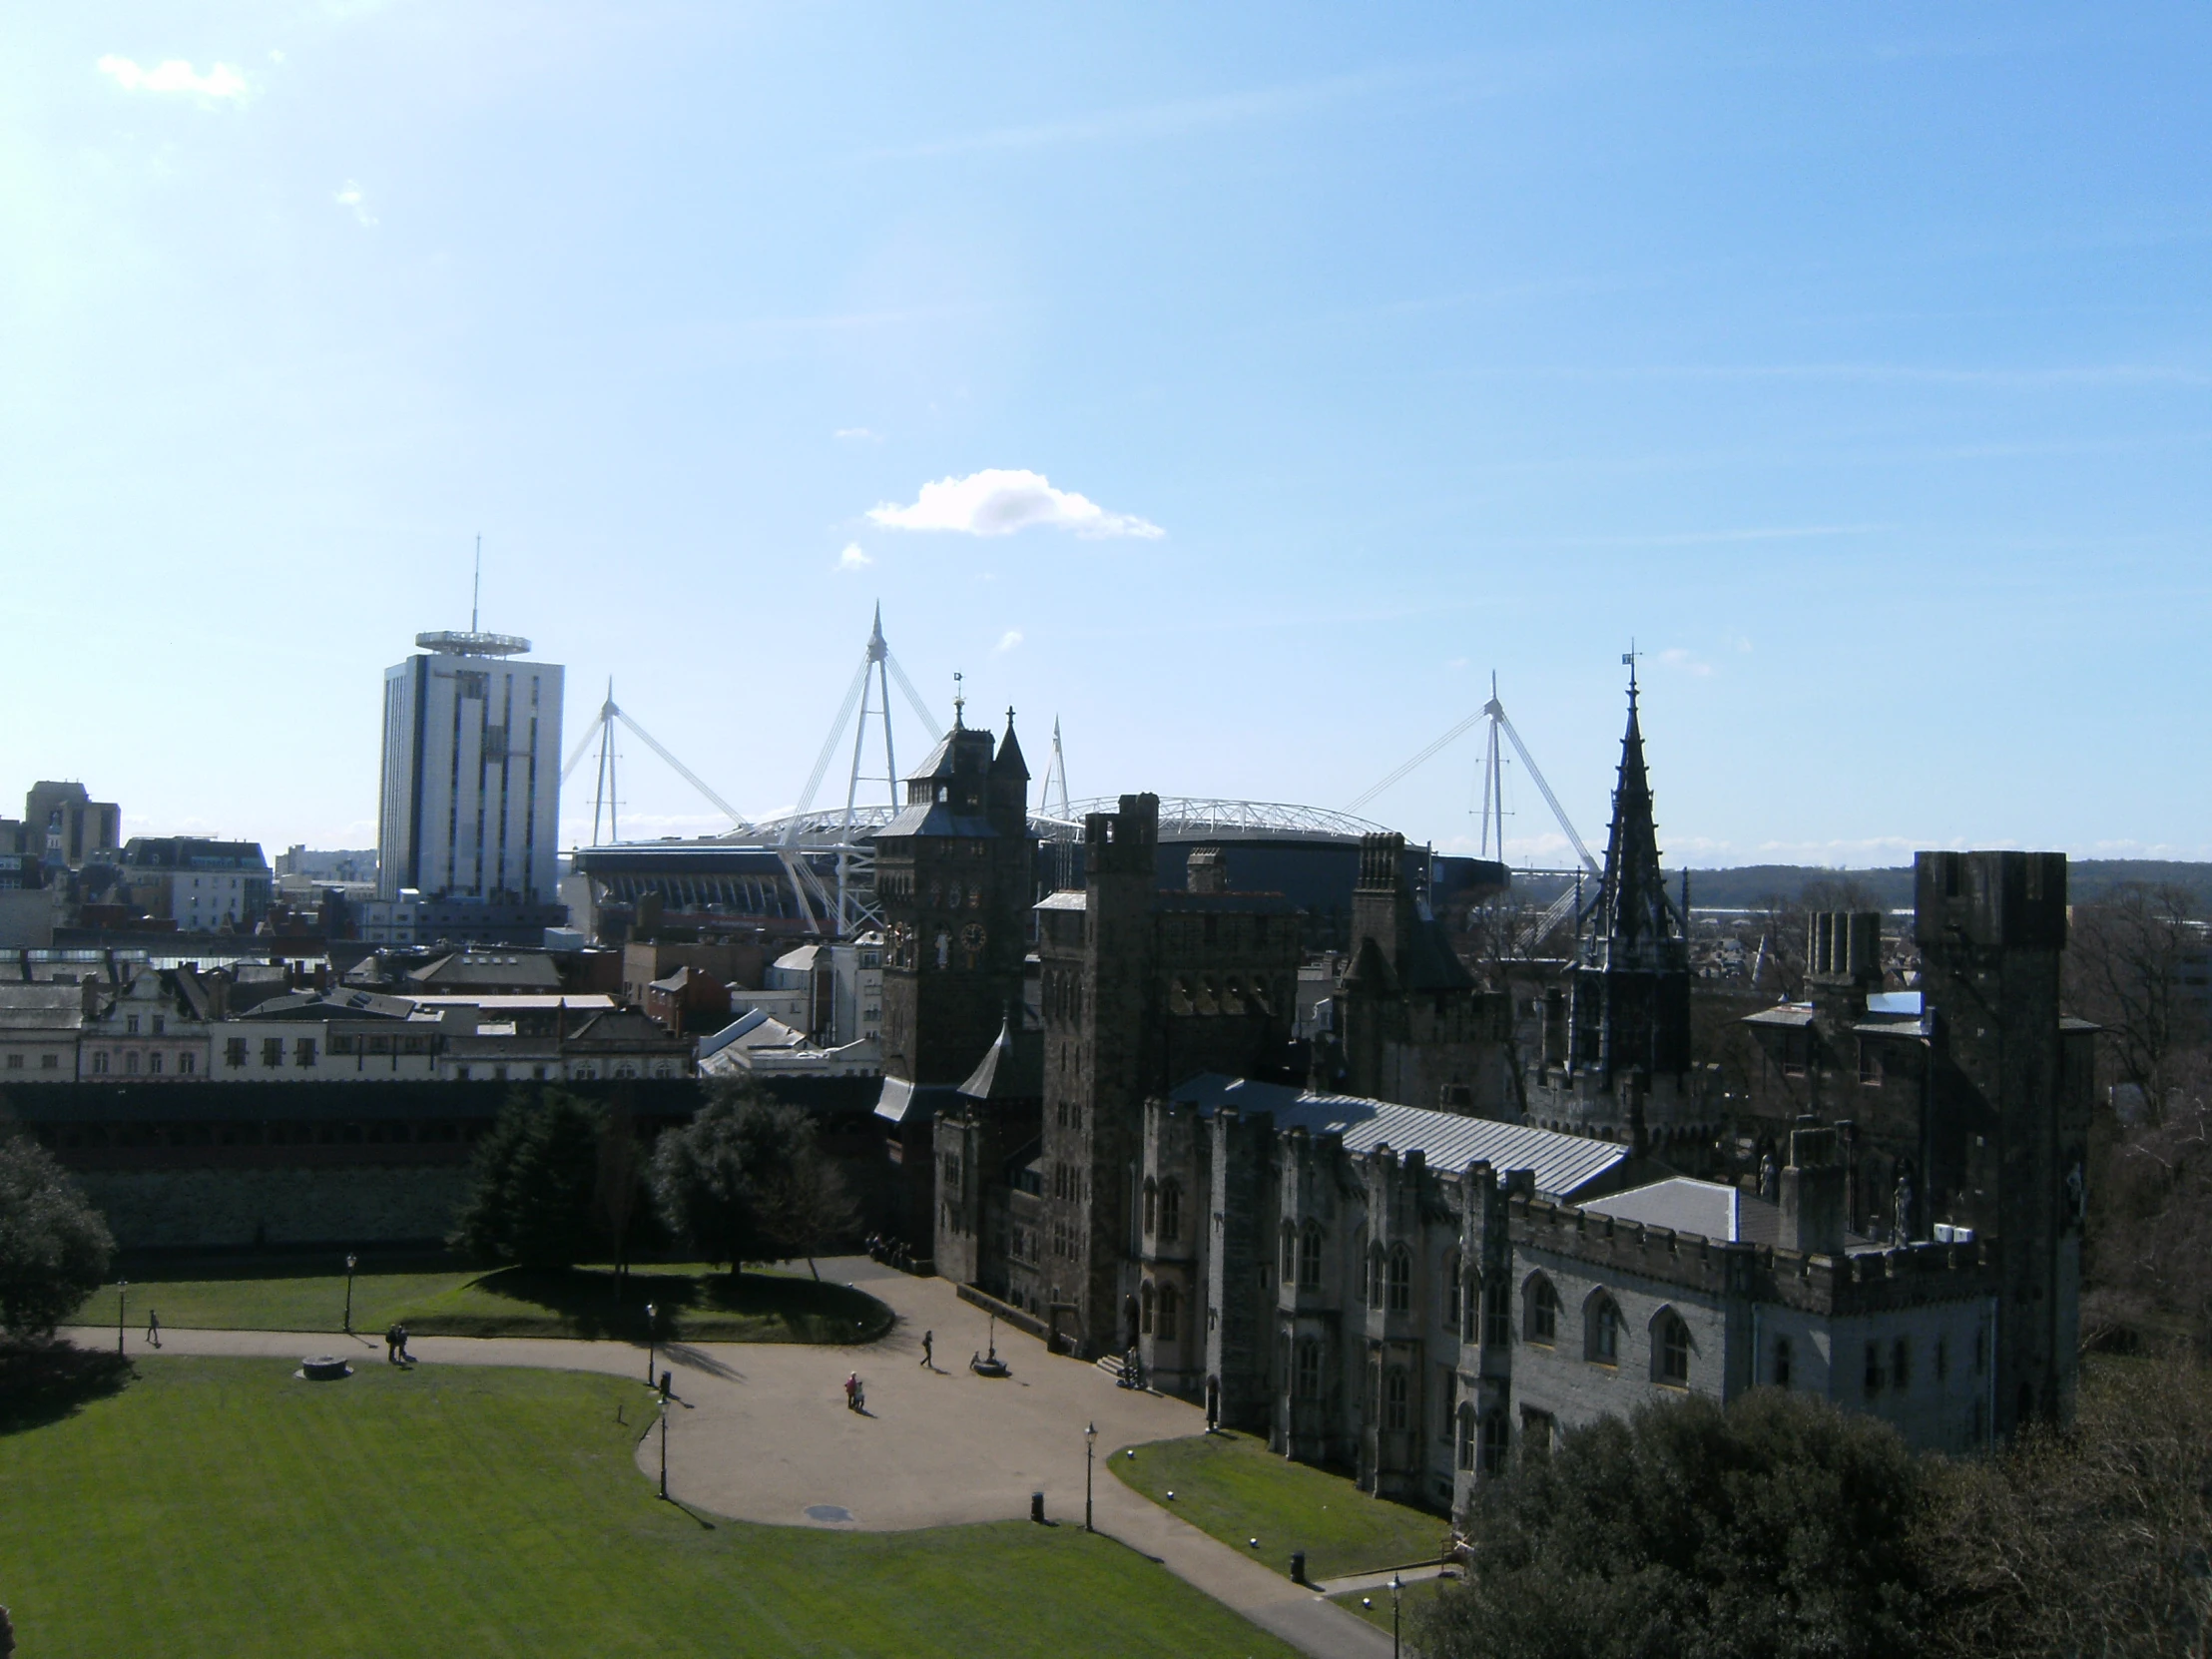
[0,1129,116,1343]
[593,1099,645,1287]
[1417,1388,1929,1659]
[450,1089,606,1270]
[2084,1064,2212,1348]
[1921,1353,2212,1658]
[650,1085,851,1275]
[2065,883,2206,1113]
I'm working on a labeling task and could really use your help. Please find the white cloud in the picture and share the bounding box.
[334,182,376,227]
[98,56,248,99]
[836,543,871,571]
[834,426,881,442]
[995,630,1023,654]
[866,468,1163,540]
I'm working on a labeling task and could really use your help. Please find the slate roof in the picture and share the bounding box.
[1166,1073,1629,1201]
[0,983,86,1032]
[878,805,999,839]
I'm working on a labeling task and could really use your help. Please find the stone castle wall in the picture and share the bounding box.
[79,1165,474,1250]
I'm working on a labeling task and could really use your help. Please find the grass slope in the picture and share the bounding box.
[0,1357,1301,1659]
[1113,1429,1449,1584]
[74,1258,892,1345]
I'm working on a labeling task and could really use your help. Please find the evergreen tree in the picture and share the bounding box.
[0,1129,116,1342]
[450,1089,605,1270]
[651,1085,848,1274]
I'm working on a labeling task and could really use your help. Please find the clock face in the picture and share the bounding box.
[959,922,986,954]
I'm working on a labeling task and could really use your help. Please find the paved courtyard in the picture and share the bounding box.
[67,1258,1391,1658]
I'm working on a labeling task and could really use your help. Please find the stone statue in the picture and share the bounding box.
[1893,1166,1915,1246]
[1758,1153,1778,1202]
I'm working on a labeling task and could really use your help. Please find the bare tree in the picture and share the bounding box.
[2085,1052,2212,1350]
[2066,882,2207,1113]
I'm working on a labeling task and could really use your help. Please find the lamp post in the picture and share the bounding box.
[645,1302,658,1385]
[657,1393,670,1500]
[342,1254,358,1335]
[1390,1572,1403,1659]
[116,1280,129,1355]
[1084,1420,1097,1533]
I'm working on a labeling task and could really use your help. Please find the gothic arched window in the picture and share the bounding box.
[1299,1222,1323,1288]
[1653,1309,1691,1385]
[1157,1283,1180,1342]
[1296,1338,1322,1398]
[1584,1292,1622,1366]
[1386,1245,1412,1314]
[1523,1275,1559,1346]
[1159,1181,1182,1243]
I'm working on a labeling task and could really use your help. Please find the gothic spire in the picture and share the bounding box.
[1595,673,1677,949]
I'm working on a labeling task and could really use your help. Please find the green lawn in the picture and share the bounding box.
[1112,1429,1451,1584]
[0,1356,1303,1659]
[72,1256,893,1345]
[1334,1573,1451,1634]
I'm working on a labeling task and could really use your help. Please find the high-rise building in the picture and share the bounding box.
[374,627,564,935]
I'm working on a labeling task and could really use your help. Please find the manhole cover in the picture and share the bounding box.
[804,1504,854,1523]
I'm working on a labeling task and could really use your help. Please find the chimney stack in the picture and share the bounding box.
[1779,1124,1848,1256]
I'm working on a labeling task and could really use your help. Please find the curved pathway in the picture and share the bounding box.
[67,1257,1389,1659]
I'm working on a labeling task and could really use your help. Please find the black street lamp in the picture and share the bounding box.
[1390,1572,1403,1659]
[644,1302,658,1386]
[657,1393,670,1500]
[342,1254,358,1334]
[1084,1420,1097,1533]
[116,1280,129,1355]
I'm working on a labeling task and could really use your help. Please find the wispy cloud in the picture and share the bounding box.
[867,469,1163,540]
[334,181,376,227]
[98,55,248,99]
[1658,648,1714,678]
[995,630,1023,654]
[834,427,882,442]
[835,543,871,571]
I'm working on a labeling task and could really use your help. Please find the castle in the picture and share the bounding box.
[889,682,2088,1520]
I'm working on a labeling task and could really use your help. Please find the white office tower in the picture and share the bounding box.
[369,627,565,942]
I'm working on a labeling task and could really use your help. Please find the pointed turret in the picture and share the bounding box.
[991,708,1029,781]
[988,709,1029,833]
[1595,678,1680,951]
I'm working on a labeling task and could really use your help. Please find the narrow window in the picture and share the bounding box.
[1892,1337,1911,1390]
[1157,1283,1179,1341]
[1386,1246,1412,1313]
[1480,1412,1509,1475]
[1457,1405,1476,1470]
[1160,1181,1181,1243]
[1587,1296,1620,1365]
[1935,1337,1948,1382]
[1773,1336,1793,1389]
[1525,1277,1559,1345]
[1299,1223,1323,1288]
[1383,1368,1409,1431]
[1657,1312,1691,1385]
[1280,1225,1297,1283]
[1142,1179,1156,1236]
[1864,1342,1884,1396]
[1296,1339,1321,1398]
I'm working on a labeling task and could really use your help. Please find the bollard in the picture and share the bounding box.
[1030,1491,1046,1525]
[1290,1550,1307,1586]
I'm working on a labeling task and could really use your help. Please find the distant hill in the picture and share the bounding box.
[1663,860,2212,912]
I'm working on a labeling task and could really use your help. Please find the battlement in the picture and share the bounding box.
[1506,1190,2001,1316]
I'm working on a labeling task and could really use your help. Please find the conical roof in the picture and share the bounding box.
[991,710,1029,781]
[1593,679,1678,949]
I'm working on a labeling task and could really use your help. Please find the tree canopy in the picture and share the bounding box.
[450,1089,607,1270]
[649,1085,852,1275]
[1419,1388,1928,1659]
[0,1129,116,1343]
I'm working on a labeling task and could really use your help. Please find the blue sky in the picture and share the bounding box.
[4,5,2208,867]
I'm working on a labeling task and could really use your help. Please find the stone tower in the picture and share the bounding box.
[1915,849,2087,1431]
[1529,674,1710,1159]
[873,709,1033,1089]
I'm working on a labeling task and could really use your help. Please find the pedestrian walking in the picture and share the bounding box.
[919,1330,933,1369]
[393,1323,412,1366]
[384,1324,400,1365]
[145,1310,161,1349]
